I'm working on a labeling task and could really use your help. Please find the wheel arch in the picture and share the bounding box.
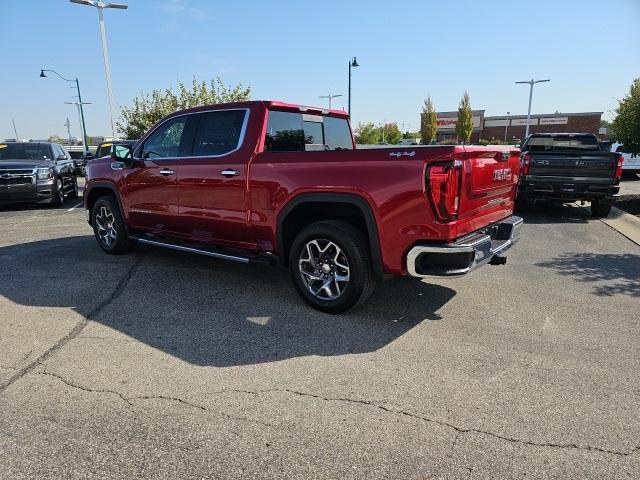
[85,182,126,228]
[276,192,383,279]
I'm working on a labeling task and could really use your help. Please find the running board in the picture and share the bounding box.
[129,235,276,266]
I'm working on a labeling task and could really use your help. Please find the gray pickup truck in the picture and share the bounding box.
[517,133,623,217]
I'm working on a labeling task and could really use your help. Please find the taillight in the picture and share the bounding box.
[521,153,531,175]
[426,160,462,222]
[615,154,624,180]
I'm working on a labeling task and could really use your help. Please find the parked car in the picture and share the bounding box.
[518,133,623,217]
[94,140,138,159]
[608,142,640,176]
[0,142,78,207]
[67,149,95,176]
[84,100,522,313]
[397,138,420,145]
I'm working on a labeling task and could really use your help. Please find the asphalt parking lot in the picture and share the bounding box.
[0,188,639,479]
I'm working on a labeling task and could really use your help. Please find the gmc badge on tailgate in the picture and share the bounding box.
[493,168,512,181]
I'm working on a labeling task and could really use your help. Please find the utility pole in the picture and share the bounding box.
[65,117,72,146]
[515,78,550,138]
[504,111,510,143]
[11,119,19,141]
[319,93,343,110]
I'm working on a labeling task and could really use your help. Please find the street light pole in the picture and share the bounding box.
[319,93,343,110]
[347,57,359,120]
[40,69,90,155]
[69,0,128,138]
[515,78,550,138]
[504,111,510,143]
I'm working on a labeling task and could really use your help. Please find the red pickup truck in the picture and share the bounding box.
[84,101,522,313]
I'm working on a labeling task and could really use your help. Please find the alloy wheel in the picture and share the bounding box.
[298,239,350,300]
[95,206,117,247]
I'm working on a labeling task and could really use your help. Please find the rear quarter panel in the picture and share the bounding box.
[249,146,517,275]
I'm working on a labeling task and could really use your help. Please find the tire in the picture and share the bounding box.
[591,198,613,218]
[68,176,79,199]
[288,220,377,314]
[50,178,65,207]
[91,196,132,254]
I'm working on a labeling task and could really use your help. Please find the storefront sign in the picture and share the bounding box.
[484,119,509,127]
[539,117,569,125]
[511,118,539,126]
[436,116,482,130]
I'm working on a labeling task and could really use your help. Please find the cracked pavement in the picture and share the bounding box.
[0,199,639,479]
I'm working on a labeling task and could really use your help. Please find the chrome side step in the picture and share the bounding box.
[129,235,275,265]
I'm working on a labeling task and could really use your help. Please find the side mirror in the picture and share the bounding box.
[111,145,141,168]
[57,154,66,161]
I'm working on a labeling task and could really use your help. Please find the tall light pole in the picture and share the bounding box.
[40,69,89,155]
[319,93,343,110]
[69,0,128,138]
[504,111,510,143]
[347,57,359,120]
[515,78,550,138]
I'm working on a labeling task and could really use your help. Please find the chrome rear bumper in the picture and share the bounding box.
[406,215,523,277]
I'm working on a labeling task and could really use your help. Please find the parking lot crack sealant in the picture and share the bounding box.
[276,388,640,458]
[0,253,144,396]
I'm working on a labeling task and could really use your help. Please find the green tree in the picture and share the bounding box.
[382,122,402,144]
[420,96,438,145]
[612,79,640,154]
[354,122,380,144]
[455,91,474,144]
[118,76,251,139]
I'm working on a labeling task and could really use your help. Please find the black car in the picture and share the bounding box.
[68,149,94,176]
[0,142,78,207]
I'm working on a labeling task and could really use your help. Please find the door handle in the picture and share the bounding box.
[221,169,240,177]
[159,168,174,176]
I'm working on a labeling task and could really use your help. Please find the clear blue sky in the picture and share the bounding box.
[1,0,639,140]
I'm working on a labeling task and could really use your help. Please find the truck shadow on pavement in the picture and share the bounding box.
[0,236,456,367]
[517,202,590,224]
[536,252,640,298]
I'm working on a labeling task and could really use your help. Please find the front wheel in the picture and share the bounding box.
[591,198,613,218]
[289,220,377,314]
[50,178,65,207]
[91,196,132,254]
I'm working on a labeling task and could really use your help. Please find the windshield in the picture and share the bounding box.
[523,135,600,152]
[0,143,51,160]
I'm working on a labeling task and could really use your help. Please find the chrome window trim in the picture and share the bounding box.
[134,108,250,161]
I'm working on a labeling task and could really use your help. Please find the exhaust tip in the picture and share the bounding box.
[489,255,507,266]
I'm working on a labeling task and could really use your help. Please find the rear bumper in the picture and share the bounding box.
[518,178,619,200]
[406,215,523,277]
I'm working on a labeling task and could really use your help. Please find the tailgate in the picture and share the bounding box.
[527,152,617,179]
[459,146,520,217]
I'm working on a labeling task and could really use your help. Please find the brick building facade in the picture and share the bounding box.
[427,111,602,144]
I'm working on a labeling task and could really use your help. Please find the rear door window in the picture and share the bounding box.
[192,110,247,156]
[264,111,353,152]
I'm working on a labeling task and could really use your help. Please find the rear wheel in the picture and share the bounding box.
[591,198,613,218]
[92,196,132,254]
[68,176,79,199]
[289,220,376,313]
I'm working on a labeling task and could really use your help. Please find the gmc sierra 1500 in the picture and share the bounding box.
[85,101,522,313]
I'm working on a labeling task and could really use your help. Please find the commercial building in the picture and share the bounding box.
[427,110,603,143]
